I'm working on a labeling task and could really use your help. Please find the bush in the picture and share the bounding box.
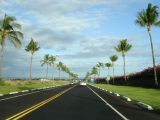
[95,65,160,88]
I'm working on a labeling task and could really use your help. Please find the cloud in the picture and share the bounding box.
[62,36,120,59]
[0,0,158,78]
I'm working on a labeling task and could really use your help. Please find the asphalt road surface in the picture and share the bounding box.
[0,84,160,120]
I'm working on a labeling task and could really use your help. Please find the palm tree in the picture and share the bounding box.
[70,72,78,80]
[96,62,104,77]
[57,61,63,80]
[61,64,69,80]
[91,66,98,80]
[85,72,91,81]
[115,39,132,81]
[0,14,23,79]
[110,55,118,84]
[105,62,112,83]
[49,55,56,80]
[41,54,50,79]
[135,3,160,86]
[25,38,40,80]
[64,66,71,80]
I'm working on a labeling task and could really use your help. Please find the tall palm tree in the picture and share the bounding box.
[105,62,112,83]
[49,55,56,80]
[70,72,78,80]
[110,55,118,84]
[0,14,23,79]
[91,66,98,80]
[25,38,40,80]
[41,54,50,79]
[57,61,63,80]
[85,72,91,81]
[61,64,68,80]
[96,62,104,77]
[115,39,132,81]
[64,66,71,80]
[135,3,160,86]
[73,73,78,80]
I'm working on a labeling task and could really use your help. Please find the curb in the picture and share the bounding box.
[9,91,19,95]
[114,93,120,96]
[0,83,70,96]
[21,90,29,93]
[90,85,131,101]
[31,89,36,91]
[89,84,155,111]
[89,84,121,97]
[137,102,153,110]
[121,96,131,101]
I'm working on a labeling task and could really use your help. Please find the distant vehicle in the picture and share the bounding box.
[40,79,50,81]
[80,82,86,86]
[90,78,94,82]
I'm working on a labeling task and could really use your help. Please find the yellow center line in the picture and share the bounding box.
[6,93,61,120]
[6,85,76,120]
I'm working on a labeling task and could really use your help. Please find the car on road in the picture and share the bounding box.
[80,82,87,86]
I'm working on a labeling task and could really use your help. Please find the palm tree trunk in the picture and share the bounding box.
[98,68,100,77]
[108,68,109,77]
[0,46,4,80]
[107,68,110,84]
[59,69,61,80]
[29,54,33,80]
[46,64,48,79]
[148,30,158,86]
[112,63,115,84]
[122,54,126,81]
[52,68,54,80]
[68,74,70,80]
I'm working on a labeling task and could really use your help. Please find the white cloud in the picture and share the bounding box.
[0,0,158,78]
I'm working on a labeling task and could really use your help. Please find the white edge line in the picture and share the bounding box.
[0,91,41,102]
[87,86,129,120]
[0,84,67,102]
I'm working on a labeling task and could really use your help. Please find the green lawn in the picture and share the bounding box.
[0,80,70,94]
[90,83,160,110]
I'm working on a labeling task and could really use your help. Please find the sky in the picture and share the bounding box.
[0,0,160,79]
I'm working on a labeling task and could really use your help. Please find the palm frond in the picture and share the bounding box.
[115,39,132,53]
[25,38,40,54]
[2,15,16,30]
[154,21,160,27]
[110,55,118,62]
[0,14,23,49]
[114,46,121,52]
[105,63,112,68]
[41,62,45,67]
[12,22,22,29]
[136,3,159,28]
[8,31,23,39]
[135,11,146,27]
[7,35,21,48]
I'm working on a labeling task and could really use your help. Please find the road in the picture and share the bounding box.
[0,84,160,120]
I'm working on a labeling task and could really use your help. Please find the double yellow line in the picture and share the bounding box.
[6,85,76,120]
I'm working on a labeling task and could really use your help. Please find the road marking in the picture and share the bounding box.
[87,86,129,120]
[6,85,76,120]
[0,91,41,102]
[0,85,65,102]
